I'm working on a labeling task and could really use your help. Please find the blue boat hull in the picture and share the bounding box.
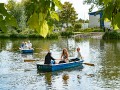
[21,49,34,53]
[37,61,83,72]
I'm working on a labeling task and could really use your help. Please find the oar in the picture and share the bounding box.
[34,47,43,50]
[82,62,95,66]
[79,59,95,66]
[24,59,40,62]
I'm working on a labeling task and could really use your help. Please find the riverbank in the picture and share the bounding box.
[73,32,105,39]
[1,31,120,40]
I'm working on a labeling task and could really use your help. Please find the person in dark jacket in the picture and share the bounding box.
[44,52,56,64]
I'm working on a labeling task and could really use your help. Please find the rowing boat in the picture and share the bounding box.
[20,49,34,53]
[37,60,83,72]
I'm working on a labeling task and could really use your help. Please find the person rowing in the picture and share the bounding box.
[44,51,56,64]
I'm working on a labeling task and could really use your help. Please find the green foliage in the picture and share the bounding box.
[0,34,9,38]
[60,31,73,37]
[74,23,82,32]
[23,0,62,38]
[28,34,43,38]
[39,20,49,38]
[0,0,62,38]
[53,0,63,10]
[78,18,89,23]
[47,33,60,39]
[0,3,17,33]
[9,34,28,38]
[20,28,35,34]
[6,1,27,32]
[77,28,103,32]
[27,13,39,30]
[50,11,59,21]
[102,31,120,39]
[57,2,78,29]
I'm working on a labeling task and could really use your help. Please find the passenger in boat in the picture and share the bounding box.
[59,48,69,63]
[44,52,56,64]
[19,41,25,50]
[27,40,32,49]
[24,42,29,49]
[70,47,83,62]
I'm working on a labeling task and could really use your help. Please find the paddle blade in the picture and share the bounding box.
[24,59,39,62]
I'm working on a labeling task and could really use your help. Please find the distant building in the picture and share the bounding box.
[88,11,111,28]
[81,23,88,29]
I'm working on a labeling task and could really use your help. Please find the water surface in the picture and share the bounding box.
[0,38,120,90]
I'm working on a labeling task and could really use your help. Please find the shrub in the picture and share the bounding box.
[47,33,60,39]
[102,31,120,39]
[0,34,9,38]
[29,34,43,38]
[74,23,82,32]
[10,34,28,38]
[60,31,74,37]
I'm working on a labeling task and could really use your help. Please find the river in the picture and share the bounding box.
[0,38,120,90]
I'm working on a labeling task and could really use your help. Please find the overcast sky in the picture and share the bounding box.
[0,0,97,20]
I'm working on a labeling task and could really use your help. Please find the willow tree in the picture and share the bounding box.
[84,0,120,29]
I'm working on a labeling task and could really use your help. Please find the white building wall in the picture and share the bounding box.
[104,21,111,28]
[81,23,88,29]
[89,14,100,28]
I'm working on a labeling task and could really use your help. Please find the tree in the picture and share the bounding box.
[84,0,120,29]
[0,0,62,37]
[22,0,62,37]
[6,0,27,32]
[58,2,78,30]
[74,23,82,32]
[0,3,17,33]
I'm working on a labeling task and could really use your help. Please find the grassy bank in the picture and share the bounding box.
[0,33,60,39]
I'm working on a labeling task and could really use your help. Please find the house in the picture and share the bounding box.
[88,11,111,28]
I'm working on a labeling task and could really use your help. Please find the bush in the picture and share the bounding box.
[102,31,120,39]
[74,23,82,32]
[0,34,10,38]
[29,34,43,38]
[60,31,74,37]
[10,34,28,38]
[47,33,60,39]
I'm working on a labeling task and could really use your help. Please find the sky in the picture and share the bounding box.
[0,0,97,20]
[61,0,92,20]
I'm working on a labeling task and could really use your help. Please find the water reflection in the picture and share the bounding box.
[44,72,52,85]
[62,73,69,85]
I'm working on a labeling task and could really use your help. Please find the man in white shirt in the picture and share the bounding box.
[27,41,32,49]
